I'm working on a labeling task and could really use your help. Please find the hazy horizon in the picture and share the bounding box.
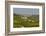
[13,8,39,16]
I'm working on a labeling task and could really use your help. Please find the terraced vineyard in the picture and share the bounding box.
[13,14,39,28]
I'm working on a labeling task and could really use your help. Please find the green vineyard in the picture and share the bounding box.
[13,15,39,28]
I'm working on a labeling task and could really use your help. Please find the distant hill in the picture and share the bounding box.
[14,13,39,17]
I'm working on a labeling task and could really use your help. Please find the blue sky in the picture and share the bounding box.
[13,8,39,15]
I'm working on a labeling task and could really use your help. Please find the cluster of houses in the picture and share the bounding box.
[21,16,35,23]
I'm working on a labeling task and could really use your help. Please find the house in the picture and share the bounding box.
[21,16,27,20]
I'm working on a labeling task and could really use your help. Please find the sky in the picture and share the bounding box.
[13,8,39,16]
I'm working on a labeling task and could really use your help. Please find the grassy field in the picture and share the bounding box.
[13,14,39,28]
